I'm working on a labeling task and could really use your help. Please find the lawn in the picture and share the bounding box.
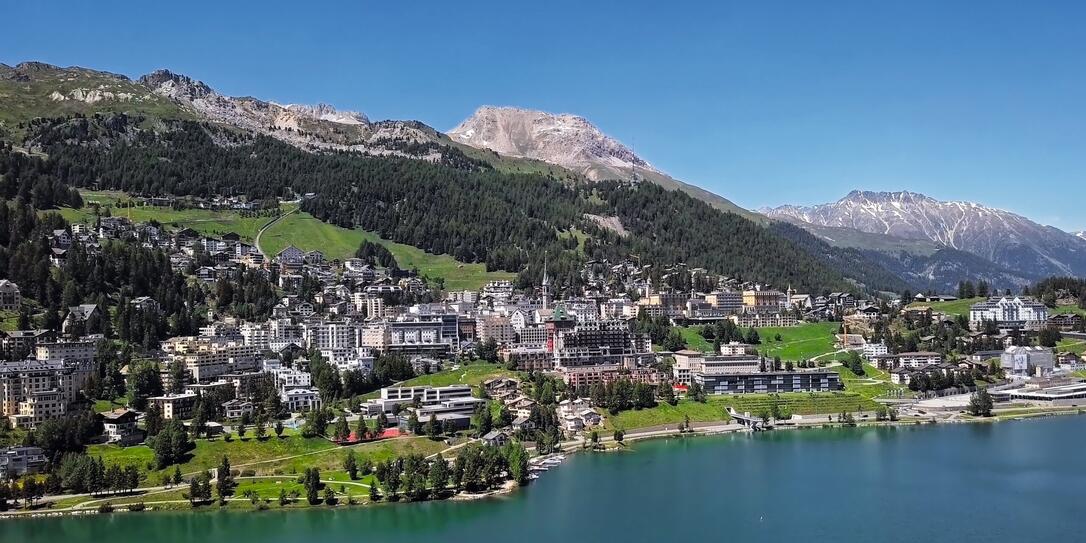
[258,209,363,261]
[257,210,515,291]
[0,310,19,332]
[608,399,732,430]
[607,391,881,430]
[354,230,515,291]
[1051,305,1086,317]
[719,392,879,417]
[93,397,128,413]
[256,437,446,475]
[393,363,515,388]
[88,432,448,487]
[755,322,842,361]
[88,433,337,484]
[1058,338,1086,355]
[677,322,841,359]
[677,326,714,352]
[908,297,984,316]
[831,363,906,399]
[56,189,515,291]
[51,190,277,241]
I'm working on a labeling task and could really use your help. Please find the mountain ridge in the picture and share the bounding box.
[449,105,757,219]
[763,190,1086,280]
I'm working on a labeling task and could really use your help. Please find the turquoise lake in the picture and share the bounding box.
[6,416,1084,542]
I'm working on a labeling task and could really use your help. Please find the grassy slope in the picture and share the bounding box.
[54,191,272,240]
[609,392,880,430]
[908,297,984,316]
[0,64,190,139]
[359,363,517,400]
[830,363,904,399]
[678,322,842,360]
[88,432,445,485]
[1058,338,1086,355]
[1051,305,1086,317]
[755,322,842,360]
[54,190,515,291]
[255,209,515,291]
[793,222,939,255]
[391,363,515,388]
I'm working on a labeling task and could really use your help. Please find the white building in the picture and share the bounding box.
[281,388,322,412]
[303,321,358,350]
[862,342,889,358]
[969,297,1048,330]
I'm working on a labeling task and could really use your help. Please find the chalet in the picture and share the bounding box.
[175,228,200,244]
[481,430,509,447]
[511,415,534,432]
[100,409,142,445]
[50,229,72,248]
[902,306,934,324]
[222,399,255,420]
[49,247,67,267]
[1048,313,1083,332]
[277,245,305,267]
[62,304,100,334]
[196,266,218,282]
[131,296,159,312]
[304,250,325,265]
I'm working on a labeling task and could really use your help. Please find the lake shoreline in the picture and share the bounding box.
[3,406,1082,521]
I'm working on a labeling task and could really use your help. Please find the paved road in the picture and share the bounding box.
[254,207,298,258]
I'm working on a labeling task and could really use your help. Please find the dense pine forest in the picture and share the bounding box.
[19,114,900,293]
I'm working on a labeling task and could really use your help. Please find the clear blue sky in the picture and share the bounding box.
[4,1,1084,231]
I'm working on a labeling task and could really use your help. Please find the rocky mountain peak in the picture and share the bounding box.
[841,190,939,205]
[139,69,215,100]
[280,103,369,125]
[449,105,656,180]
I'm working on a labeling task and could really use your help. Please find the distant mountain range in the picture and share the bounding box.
[764,190,1086,288]
[1,62,750,217]
[4,60,1081,293]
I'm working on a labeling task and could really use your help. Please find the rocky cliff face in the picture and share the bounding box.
[449,106,754,217]
[764,190,1086,278]
[449,106,655,181]
[138,69,436,155]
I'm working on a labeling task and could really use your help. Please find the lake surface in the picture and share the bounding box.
[6,416,1085,542]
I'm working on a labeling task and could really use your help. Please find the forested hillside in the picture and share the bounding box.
[0,146,206,348]
[19,114,896,293]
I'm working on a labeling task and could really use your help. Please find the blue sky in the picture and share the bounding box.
[4,1,1084,231]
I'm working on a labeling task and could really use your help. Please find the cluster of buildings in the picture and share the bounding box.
[671,342,843,395]
[0,338,96,428]
[357,384,483,432]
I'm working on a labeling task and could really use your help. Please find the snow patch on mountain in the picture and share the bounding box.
[763,190,1086,278]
